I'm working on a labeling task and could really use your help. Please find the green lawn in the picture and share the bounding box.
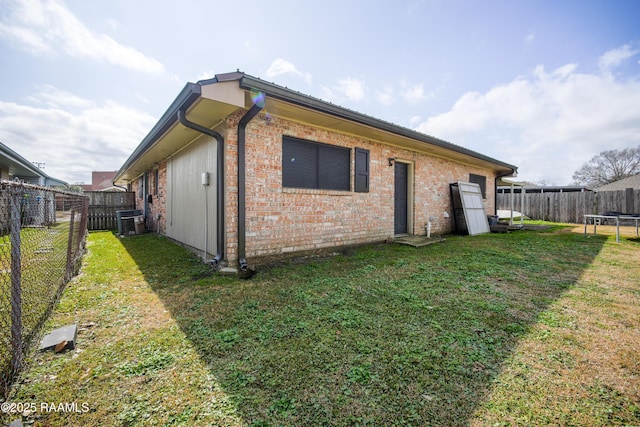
[3,225,639,426]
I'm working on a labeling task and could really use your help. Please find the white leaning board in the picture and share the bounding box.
[458,182,490,236]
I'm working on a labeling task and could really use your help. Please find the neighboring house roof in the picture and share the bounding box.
[595,174,640,191]
[98,186,126,192]
[0,140,67,187]
[115,71,517,184]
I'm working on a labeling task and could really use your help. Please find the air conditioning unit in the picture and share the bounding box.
[116,209,142,236]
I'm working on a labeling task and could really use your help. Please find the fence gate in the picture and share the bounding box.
[86,191,135,231]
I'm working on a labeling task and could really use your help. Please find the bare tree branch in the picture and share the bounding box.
[572,145,640,187]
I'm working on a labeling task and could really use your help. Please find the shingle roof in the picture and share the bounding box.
[595,174,640,191]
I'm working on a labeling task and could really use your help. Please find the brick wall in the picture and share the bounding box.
[146,162,167,234]
[224,115,240,264]
[127,163,168,234]
[130,176,141,210]
[224,110,497,265]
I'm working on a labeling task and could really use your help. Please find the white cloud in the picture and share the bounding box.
[0,86,156,183]
[339,78,366,101]
[195,70,216,82]
[401,83,434,103]
[133,92,151,104]
[416,56,640,185]
[409,115,422,127]
[105,17,119,31]
[402,84,424,102]
[525,32,535,43]
[376,86,394,106]
[322,77,366,103]
[598,43,639,72]
[26,85,93,109]
[266,59,312,84]
[375,80,439,106]
[320,74,441,109]
[0,0,164,74]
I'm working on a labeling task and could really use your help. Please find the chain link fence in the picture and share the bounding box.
[0,180,88,400]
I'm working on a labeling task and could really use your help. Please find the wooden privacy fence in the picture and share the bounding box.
[86,191,135,231]
[497,188,640,224]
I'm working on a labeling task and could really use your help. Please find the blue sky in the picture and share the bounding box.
[0,0,639,185]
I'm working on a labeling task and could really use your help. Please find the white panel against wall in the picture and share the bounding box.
[458,181,490,236]
[166,135,217,255]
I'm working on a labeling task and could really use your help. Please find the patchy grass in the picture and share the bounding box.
[3,225,639,426]
[3,232,242,426]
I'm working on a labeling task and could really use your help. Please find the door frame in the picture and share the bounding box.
[393,160,414,235]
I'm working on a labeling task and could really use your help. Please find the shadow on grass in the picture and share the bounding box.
[119,228,605,426]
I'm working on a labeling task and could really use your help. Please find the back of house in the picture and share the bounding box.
[114,71,517,273]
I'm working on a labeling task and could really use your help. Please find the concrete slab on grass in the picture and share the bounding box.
[38,324,77,352]
[218,267,239,276]
[394,236,446,248]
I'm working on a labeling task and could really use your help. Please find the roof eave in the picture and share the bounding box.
[116,71,518,185]
[0,141,67,185]
[114,82,203,184]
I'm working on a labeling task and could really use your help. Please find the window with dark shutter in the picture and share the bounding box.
[469,173,487,199]
[138,176,144,199]
[355,148,369,192]
[282,136,350,191]
[154,169,159,196]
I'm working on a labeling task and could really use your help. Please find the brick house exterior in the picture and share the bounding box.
[116,72,517,272]
[80,171,120,191]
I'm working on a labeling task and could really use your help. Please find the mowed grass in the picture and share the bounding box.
[3,224,639,426]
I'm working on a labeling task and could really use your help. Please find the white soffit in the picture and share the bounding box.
[200,80,245,108]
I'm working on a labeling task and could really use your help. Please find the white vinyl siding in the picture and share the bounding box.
[166,135,217,255]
